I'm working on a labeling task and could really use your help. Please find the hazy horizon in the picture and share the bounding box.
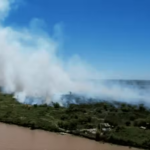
[0,0,149,105]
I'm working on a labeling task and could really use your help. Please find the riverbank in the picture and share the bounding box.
[0,93,150,149]
[0,122,141,150]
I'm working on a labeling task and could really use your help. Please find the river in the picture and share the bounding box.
[0,123,141,150]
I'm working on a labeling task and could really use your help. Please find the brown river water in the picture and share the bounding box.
[0,123,141,150]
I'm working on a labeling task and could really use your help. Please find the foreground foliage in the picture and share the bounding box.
[0,93,150,149]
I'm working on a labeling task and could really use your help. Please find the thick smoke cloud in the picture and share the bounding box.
[0,0,149,105]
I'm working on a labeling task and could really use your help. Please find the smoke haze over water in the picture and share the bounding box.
[0,0,150,105]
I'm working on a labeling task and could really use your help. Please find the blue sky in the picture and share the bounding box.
[4,0,150,79]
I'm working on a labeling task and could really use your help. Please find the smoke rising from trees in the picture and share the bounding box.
[0,0,149,105]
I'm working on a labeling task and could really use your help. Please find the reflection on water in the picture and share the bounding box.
[0,123,140,150]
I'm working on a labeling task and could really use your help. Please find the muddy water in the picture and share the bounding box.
[0,123,140,150]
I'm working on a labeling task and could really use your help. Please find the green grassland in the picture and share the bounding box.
[0,92,150,149]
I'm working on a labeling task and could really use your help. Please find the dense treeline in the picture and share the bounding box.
[0,92,150,149]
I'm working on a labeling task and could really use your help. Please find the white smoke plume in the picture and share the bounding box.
[0,0,149,105]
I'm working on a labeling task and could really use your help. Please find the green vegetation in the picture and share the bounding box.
[0,92,150,149]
